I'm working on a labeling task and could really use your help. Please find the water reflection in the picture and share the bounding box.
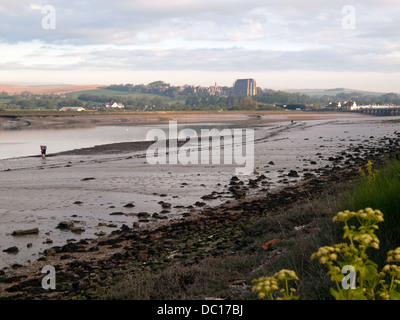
[0,123,236,160]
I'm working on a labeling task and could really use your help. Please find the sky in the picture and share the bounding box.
[0,0,400,92]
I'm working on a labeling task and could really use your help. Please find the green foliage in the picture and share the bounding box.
[342,160,400,264]
[239,97,258,110]
[252,208,400,300]
[147,80,170,88]
[257,104,282,111]
[312,208,382,300]
[358,160,379,184]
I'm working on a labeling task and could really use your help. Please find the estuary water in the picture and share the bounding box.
[0,123,235,160]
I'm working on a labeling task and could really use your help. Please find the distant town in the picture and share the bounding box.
[1,78,400,113]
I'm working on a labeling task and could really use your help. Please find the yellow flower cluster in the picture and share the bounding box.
[382,264,400,277]
[378,253,400,300]
[311,246,337,265]
[333,210,356,222]
[311,243,365,267]
[379,292,391,300]
[332,208,384,223]
[387,247,400,263]
[334,243,359,256]
[275,269,299,281]
[252,269,299,300]
[332,208,382,252]
[252,276,279,299]
[353,234,380,249]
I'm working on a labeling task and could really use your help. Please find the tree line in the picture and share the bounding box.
[1,86,400,111]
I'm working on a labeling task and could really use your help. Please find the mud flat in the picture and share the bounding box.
[0,115,400,299]
[0,111,368,131]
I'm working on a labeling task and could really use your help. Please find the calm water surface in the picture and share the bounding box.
[0,123,236,160]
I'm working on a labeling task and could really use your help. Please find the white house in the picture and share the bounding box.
[350,102,358,110]
[105,102,125,109]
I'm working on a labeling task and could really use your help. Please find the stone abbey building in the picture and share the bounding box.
[233,79,257,96]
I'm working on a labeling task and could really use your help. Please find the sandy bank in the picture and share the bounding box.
[0,111,369,131]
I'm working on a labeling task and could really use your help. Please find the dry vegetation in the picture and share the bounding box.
[99,182,350,300]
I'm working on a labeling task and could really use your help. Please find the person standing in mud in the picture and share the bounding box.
[40,145,47,159]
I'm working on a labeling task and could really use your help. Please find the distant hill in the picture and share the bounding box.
[283,88,388,97]
[0,83,393,98]
[0,84,106,95]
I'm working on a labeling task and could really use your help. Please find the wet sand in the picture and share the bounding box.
[1,113,400,298]
[0,111,367,131]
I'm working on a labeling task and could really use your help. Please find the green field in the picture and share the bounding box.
[67,88,186,104]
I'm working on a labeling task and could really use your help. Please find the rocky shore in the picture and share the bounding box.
[1,128,400,300]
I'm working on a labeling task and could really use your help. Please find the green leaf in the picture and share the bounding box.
[351,288,368,300]
[388,291,400,300]
[359,264,378,281]
[330,287,342,300]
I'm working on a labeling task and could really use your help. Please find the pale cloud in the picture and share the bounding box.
[0,0,399,91]
[29,4,42,10]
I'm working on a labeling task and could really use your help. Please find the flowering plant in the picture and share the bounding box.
[252,208,400,300]
[311,208,384,299]
[251,270,299,300]
[358,160,379,184]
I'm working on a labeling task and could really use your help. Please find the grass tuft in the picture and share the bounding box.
[341,159,400,265]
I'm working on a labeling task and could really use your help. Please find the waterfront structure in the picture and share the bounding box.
[361,107,400,116]
[233,79,257,96]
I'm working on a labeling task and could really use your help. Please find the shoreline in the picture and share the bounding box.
[0,111,373,162]
[0,111,370,131]
[1,122,400,299]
